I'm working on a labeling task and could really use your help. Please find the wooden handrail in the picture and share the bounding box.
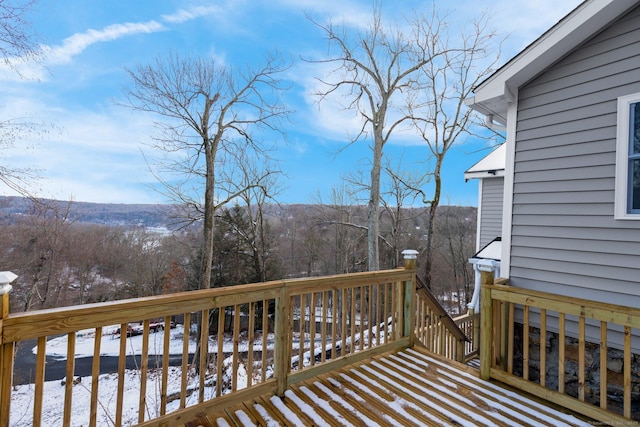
[0,267,416,427]
[415,275,469,343]
[481,280,640,425]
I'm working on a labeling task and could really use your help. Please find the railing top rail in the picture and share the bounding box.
[2,268,412,343]
[487,283,640,328]
[453,311,478,325]
[285,269,412,295]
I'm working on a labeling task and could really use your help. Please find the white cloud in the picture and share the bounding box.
[161,6,220,24]
[45,21,166,65]
[0,95,163,203]
[0,20,166,82]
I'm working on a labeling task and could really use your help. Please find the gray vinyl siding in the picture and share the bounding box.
[509,4,640,348]
[479,177,503,248]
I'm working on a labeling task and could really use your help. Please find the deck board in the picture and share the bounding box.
[195,347,592,427]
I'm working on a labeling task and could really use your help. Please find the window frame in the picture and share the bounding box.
[614,92,640,219]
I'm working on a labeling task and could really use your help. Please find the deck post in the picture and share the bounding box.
[402,250,418,346]
[479,271,494,381]
[0,272,17,427]
[274,284,290,396]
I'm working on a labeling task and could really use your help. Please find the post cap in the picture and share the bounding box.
[0,271,17,295]
[0,271,17,285]
[401,249,419,260]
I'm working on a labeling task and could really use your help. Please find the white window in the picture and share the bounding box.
[615,93,640,219]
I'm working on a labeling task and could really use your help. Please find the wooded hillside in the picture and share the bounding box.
[0,197,476,315]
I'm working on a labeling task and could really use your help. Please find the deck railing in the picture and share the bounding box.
[480,276,640,425]
[414,276,474,363]
[0,260,416,426]
[454,310,479,361]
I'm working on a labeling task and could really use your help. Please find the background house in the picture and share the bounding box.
[465,143,505,250]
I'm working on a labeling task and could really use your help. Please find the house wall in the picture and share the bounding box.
[479,177,504,248]
[509,5,640,340]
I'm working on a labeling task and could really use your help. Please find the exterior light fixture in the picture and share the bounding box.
[401,249,419,260]
[0,271,18,295]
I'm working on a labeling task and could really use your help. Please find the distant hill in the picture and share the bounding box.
[0,196,175,228]
[0,196,476,232]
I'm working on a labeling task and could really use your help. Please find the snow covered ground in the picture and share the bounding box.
[10,325,271,426]
[44,324,272,358]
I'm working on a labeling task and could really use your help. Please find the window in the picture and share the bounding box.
[615,93,640,219]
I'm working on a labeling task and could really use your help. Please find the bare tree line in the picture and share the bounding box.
[0,197,476,315]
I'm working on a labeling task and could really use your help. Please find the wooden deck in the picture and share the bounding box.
[188,347,592,427]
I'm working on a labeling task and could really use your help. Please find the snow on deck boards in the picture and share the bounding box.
[189,347,592,427]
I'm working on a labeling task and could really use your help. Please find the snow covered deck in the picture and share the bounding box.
[190,347,591,427]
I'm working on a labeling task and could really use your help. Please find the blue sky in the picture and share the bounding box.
[0,0,582,205]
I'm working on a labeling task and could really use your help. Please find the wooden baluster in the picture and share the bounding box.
[34,336,46,427]
[321,291,327,363]
[116,323,127,426]
[578,316,585,401]
[376,283,382,345]
[600,321,607,410]
[540,309,546,387]
[341,288,347,354]
[367,284,373,349]
[359,285,365,352]
[558,313,565,394]
[299,294,306,369]
[232,304,240,392]
[624,325,631,418]
[350,287,356,353]
[310,292,316,365]
[331,289,337,359]
[419,300,425,344]
[161,315,171,414]
[391,283,397,340]
[198,309,209,402]
[507,304,514,374]
[180,312,191,409]
[63,332,77,427]
[261,300,268,381]
[523,306,530,381]
[216,307,225,397]
[89,327,102,427]
[139,320,150,422]
[247,301,255,388]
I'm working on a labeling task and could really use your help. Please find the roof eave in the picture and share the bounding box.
[467,0,639,118]
[464,170,505,181]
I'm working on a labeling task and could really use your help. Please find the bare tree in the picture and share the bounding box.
[0,119,45,195]
[312,184,368,274]
[407,10,500,288]
[122,52,290,291]
[212,146,284,283]
[380,160,428,268]
[340,160,424,269]
[6,199,75,311]
[0,0,45,195]
[308,5,450,271]
[0,0,40,74]
[438,206,475,314]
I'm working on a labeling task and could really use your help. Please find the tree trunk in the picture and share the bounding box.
[424,153,443,289]
[367,136,383,272]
